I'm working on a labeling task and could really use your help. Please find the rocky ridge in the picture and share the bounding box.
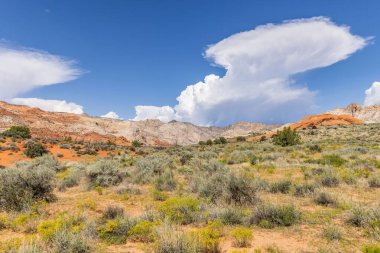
[0,101,278,146]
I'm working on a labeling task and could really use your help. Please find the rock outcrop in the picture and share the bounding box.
[327,103,380,123]
[0,101,277,146]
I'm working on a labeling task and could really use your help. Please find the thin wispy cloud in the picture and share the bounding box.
[0,43,82,99]
[134,17,368,126]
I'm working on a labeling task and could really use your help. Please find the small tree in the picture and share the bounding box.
[206,139,213,145]
[219,137,227,144]
[24,142,49,158]
[2,125,31,139]
[272,127,301,146]
[132,140,142,148]
[236,136,246,142]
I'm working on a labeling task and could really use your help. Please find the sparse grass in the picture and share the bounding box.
[1,123,380,252]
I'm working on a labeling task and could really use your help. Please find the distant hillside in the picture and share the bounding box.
[327,103,380,123]
[0,101,278,146]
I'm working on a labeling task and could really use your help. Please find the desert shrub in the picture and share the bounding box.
[249,204,300,228]
[97,217,135,244]
[269,180,292,194]
[195,221,222,253]
[103,205,125,219]
[115,184,141,195]
[320,174,340,187]
[0,165,55,212]
[128,220,157,242]
[58,171,80,191]
[228,150,254,164]
[196,171,258,206]
[272,127,301,147]
[154,222,198,253]
[158,197,200,224]
[218,207,247,225]
[231,227,253,247]
[24,142,49,158]
[322,225,342,241]
[294,183,316,197]
[86,159,124,187]
[319,154,346,167]
[23,154,64,172]
[37,214,94,252]
[152,190,169,201]
[206,139,213,145]
[309,144,322,153]
[363,245,380,253]
[0,213,9,230]
[77,199,96,211]
[2,126,31,139]
[314,192,337,207]
[368,175,380,188]
[133,153,172,184]
[132,140,142,148]
[346,206,380,230]
[154,169,177,191]
[236,136,246,142]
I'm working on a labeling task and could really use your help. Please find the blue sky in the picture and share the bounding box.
[0,0,379,125]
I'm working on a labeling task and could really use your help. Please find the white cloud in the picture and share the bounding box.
[134,106,175,122]
[101,111,122,120]
[364,81,380,105]
[0,44,82,99]
[133,17,368,126]
[9,98,84,114]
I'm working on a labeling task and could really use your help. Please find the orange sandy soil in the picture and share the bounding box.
[0,139,109,167]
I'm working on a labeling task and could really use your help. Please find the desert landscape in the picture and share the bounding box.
[1,1,380,252]
[0,102,379,253]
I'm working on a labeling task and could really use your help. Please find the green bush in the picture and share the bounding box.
[152,190,169,201]
[319,154,346,167]
[2,126,31,139]
[320,175,340,187]
[269,180,292,194]
[347,206,380,230]
[134,153,172,184]
[236,136,246,142]
[219,207,246,225]
[0,165,55,212]
[322,225,342,241]
[154,222,199,253]
[368,175,380,188]
[249,204,300,228]
[314,192,337,207]
[231,227,253,247]
[272,127,301,146]
[158,197,200,224]
[363,245,380,253]
[86,159,124,187]
[197,172,258,206]
[128,220,157,242]
[132,140,142,148]
[103,205,125,219]
[97,217,135,244]
[294,183,316,197]
[24,142,49,158]
[154,170,177,191]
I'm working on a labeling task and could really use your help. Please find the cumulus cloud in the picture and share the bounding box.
[0,43,82,99]
[100,111,123,120]
[9,98,84,114]
[364,82,380,106]
[133,17,368,126]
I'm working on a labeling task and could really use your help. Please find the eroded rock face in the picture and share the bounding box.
[0,101,277,146]
[328,103,380,123]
